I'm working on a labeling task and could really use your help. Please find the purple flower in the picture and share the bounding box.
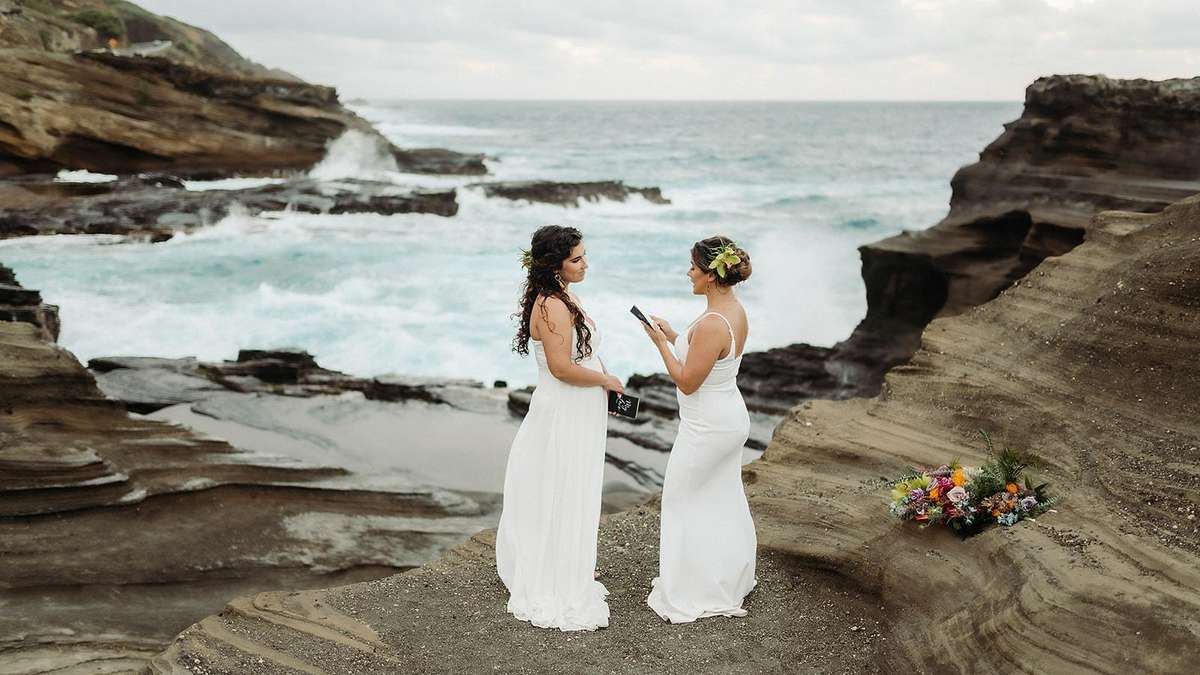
[1020,496,1039,511]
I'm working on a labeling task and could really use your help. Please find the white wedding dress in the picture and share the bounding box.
[495,313,610,631]
[647,311,757,623]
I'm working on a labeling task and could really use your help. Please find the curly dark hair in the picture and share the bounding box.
[691,235,752,287]
[512,225,593,361]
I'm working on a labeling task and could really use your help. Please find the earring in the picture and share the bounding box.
[555,273,565,289]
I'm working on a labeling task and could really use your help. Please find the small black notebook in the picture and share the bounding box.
[607,391,640,420]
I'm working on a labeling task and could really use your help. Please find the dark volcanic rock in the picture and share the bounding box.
[90,348,485,412]
[393,147,488,176]
[470,180,670,207]
[0,175,458,241]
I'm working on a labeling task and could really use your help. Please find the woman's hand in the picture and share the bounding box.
[649,315,677,343]
[603,374,625,394]
[642,317,669,345]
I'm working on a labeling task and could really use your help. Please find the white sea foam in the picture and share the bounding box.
[308,130,400,182]
[54,169,117,183]
[183,177,287,191]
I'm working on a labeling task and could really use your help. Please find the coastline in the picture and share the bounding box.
[2,3,1199,671]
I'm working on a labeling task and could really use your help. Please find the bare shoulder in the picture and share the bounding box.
[691,314,728,339]
[536,294,570,315]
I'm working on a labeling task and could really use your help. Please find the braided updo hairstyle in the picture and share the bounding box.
[692,235,752,286]
[512,225,593,361]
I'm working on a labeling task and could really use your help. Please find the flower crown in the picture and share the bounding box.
[520,248,534,270]
[707,242,742,279]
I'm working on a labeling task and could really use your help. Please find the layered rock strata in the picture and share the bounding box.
[0,268,501,673]
[0,261,58,341]
[0,49,485,177]
[826,75,1200,395]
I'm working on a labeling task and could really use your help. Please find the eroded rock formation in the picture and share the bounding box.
[0,266,501,673]
[827,74,1200,395]
[0,1,487,179]
[742,196,1200,671]
[0,261,58,340]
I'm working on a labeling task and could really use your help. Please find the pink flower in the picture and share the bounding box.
[947,486,968,503]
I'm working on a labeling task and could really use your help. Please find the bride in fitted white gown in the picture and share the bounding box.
[495,226,620,632]
[642,236,757,623]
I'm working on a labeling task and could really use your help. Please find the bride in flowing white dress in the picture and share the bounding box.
[495,225,624,631]
[640,235,757,623]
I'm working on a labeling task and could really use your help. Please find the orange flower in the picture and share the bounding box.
[929,487,940,500]
[952,469,965,487]
[1006,483,1019,494]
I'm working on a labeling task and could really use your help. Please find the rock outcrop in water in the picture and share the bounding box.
[0,174,459,241]
[469,180,670,207]
[89,348,491,414]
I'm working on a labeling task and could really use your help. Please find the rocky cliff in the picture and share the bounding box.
[1,48,367,176]
[822,74,1200,396]
[0,1,487,177]
[747,195,1200,671]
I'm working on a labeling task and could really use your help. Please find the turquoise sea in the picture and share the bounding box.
[0,101,1021,386]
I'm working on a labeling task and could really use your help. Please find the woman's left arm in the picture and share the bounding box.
[643,318,724,395]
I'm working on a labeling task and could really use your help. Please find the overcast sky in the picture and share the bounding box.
[137,0,1198,100]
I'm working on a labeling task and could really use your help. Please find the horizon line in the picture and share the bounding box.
[343,97,1024,104]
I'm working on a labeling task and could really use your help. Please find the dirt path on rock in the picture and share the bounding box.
[154,508,892,675]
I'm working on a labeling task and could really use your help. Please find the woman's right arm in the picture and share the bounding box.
[536,296,623,392]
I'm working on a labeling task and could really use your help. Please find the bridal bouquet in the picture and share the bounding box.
[888,432,1054,536]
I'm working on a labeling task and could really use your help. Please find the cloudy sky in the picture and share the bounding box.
[138,0,1198,100]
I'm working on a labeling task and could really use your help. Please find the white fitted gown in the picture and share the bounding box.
[647,311,757,622]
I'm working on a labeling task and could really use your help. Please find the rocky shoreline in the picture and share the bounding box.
[0,272,506,670]
[2,3,1199,672]
[144,75,1200,673]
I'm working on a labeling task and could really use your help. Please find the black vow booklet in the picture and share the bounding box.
[607,390,641,420]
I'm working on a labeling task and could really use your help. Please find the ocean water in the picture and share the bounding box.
[0,101,1020,387]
